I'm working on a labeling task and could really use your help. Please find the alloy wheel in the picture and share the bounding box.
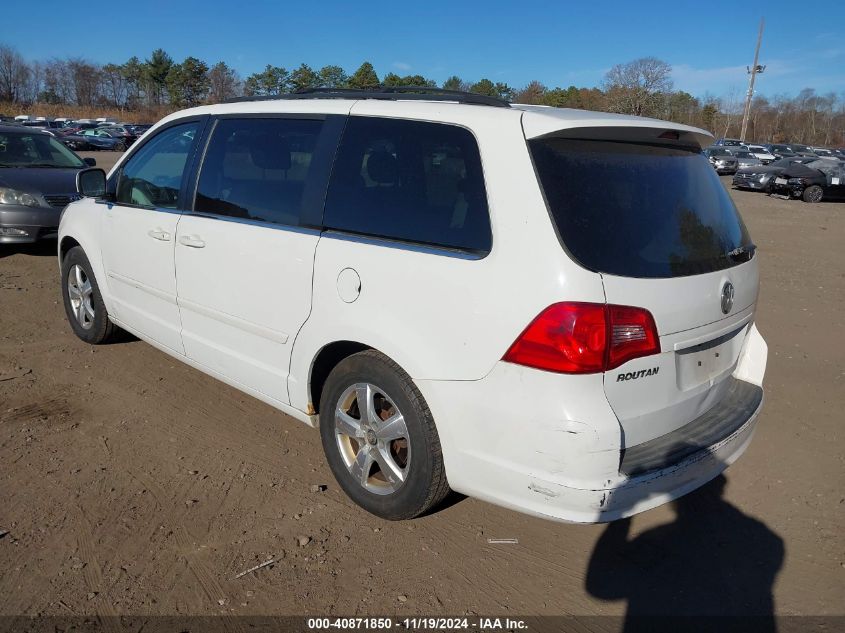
[334,382,410,495]
[67,264,95,330]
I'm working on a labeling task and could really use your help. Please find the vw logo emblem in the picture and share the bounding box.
[721,281,735,314]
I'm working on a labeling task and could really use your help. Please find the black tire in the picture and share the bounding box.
[802,185,823,203]
[115,142,127,152]
[319,350,450,520]
[61,246,119,345]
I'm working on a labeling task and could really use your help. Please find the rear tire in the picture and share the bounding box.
[61,246,119,345]
[319,350,450,520]
[802,185,823,203]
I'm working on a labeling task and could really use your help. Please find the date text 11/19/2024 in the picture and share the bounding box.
[306,617,528,630]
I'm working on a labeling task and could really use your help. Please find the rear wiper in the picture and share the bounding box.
[727,244,756,261]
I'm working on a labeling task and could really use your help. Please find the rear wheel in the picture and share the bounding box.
[802,185,823,203]
[61,246,118,344]
[319,350,450,520]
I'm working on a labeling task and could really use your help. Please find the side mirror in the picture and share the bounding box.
[77,168,107,198]
[83,157,96,166]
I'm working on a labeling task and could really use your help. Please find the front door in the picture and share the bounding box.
[101,119,204,353]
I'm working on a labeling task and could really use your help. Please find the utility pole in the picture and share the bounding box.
[740,17,766,142]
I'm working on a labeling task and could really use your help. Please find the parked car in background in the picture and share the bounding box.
[60,129,128,152]
[125,124,152,137]
[770,159,845,203]
[69,120,100,130]
[764,144,794,160]
[808,148,839,160]
[99,125,138,146]
[731,150,762,170]
[731,156,817,192]
[0,125,95,243]
[704,147,738,174]
[715,138,745,147]
[746,144,776,164]
[787,143,817,157]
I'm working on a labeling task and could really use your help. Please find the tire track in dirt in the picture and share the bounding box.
[74,506,121,631]
[124,463,247,633]
[3,456,122,626]
[87,345,365,524]
[1,396,74,423]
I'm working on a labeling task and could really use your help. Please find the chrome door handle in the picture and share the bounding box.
[178,235,206,248]
[147,228,171,241]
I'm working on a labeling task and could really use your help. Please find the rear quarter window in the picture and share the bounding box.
[530,138,753,278]
[323,117,491,253]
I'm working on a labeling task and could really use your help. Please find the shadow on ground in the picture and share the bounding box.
[586,473,784,633]
[0,239,57,260]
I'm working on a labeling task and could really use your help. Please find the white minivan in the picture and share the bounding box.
[59,89,767,523]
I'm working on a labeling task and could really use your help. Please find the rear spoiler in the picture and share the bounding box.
[517,105,713,150]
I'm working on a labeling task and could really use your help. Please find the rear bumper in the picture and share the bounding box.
[0,205,62,243]
[418,324,767,523]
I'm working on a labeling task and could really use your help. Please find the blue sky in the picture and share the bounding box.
[6,0,845,99]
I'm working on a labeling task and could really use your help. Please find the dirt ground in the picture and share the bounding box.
[1,151,843,624]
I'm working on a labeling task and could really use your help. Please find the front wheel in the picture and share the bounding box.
[802,185,823,203]
[61,246,119,344]
[319,350,450,520]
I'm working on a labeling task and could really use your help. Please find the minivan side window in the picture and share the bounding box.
[323,117,491,253]
[116,121,199,209]
[193,117,324,227]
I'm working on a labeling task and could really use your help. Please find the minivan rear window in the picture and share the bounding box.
[529,138,753,278]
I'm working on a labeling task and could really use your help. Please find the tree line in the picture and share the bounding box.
[1,44,843,146]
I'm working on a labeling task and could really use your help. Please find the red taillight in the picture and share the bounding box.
[503,302,660,374]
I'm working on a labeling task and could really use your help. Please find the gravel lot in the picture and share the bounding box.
[1,152,843,623]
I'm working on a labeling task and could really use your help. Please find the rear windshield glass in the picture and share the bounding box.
[529,138,753,278]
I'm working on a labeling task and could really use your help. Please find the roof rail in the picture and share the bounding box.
[224,86,511,108]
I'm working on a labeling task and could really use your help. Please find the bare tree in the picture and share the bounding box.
[24,60,43,104]
[716,87,742,139]
[0,44,31,103]
[41,59,73,104]
[819,93,837,146]
[603,57,672,117]
[67,58,102,106]
[101,63,129,108]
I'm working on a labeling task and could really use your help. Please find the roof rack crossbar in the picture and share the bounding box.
[223,86,510,108]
